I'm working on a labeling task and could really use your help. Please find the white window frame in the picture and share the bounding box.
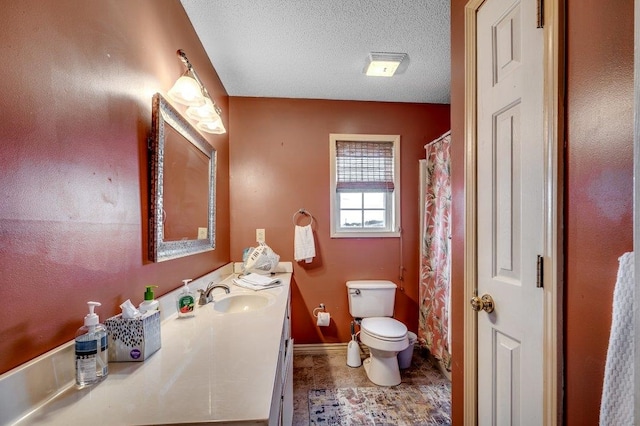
[329,133,401,238]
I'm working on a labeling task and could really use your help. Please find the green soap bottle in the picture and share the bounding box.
[176,279,195,318]
[139,285,159,313]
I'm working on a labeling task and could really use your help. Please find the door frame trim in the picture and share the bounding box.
[633,0,639,420]
[463,0,564,424]
[463,2,481,424]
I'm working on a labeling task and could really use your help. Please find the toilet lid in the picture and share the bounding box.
[361,317,407,339]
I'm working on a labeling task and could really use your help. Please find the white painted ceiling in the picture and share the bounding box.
[180,0,451,104]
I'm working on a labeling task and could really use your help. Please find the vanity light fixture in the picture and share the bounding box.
[168,49,226,134]
[196,118,225,135]
[364,52,408,77]
[168,73,205,107]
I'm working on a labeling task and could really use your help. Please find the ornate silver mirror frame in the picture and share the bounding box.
[149,93,216,262]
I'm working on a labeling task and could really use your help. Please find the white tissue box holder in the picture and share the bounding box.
[105,310,161,362]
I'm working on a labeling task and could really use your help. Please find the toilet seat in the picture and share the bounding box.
[361,317,408,341]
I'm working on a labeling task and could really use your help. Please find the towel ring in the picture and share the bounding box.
[313,303,326,318]
[292,208,314,226]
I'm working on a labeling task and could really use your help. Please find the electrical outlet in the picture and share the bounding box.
[197,227,208,240]
[256,228,265,243]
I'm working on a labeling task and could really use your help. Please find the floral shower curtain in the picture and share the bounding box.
[418,131,452,370]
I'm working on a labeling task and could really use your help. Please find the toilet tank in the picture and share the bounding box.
[346,280,397,318]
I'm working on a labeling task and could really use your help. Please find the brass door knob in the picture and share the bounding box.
[470,294,495,313]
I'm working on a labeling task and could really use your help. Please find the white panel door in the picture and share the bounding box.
[476,0,545,424]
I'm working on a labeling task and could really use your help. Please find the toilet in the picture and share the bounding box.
[346,280,409,386]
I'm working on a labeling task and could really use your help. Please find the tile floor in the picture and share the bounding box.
[292,346,450,425]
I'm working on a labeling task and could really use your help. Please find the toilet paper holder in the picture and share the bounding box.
[312,303,326,317]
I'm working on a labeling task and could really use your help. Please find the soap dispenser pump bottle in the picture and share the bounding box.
[176,279,195,318]
[75,301,109,387]
[139,285,159,313]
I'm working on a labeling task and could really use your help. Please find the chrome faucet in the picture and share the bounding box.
[197,282,230,305]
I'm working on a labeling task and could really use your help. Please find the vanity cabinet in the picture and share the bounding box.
[269,291,293,425]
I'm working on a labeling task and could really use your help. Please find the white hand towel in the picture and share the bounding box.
[241,273,281,286]
[294,224,315,263]
[599,251,634,426]
[233,276,282,291]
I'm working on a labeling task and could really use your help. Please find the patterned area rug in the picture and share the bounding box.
[308,384,451,425]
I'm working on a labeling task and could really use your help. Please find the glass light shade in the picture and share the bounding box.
[197,118,226,134]
[364,53,407,77]
[168,75,206,107]
[365,60,401,77]
[186,98,218,121]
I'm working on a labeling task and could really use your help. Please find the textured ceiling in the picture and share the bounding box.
[180,0,451,104]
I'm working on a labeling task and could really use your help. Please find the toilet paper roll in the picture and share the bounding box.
[316,311,330,327]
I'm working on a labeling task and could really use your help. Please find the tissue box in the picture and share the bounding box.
[105,310,161,362]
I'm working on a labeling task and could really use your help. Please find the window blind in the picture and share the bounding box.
[335,140,395,192]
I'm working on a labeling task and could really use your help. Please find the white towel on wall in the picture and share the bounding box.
[294,224,315,263]
[599,251,634,426]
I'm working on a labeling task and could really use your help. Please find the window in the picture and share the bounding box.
[329,134,401,238]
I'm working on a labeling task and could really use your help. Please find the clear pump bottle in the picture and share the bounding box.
[75,301,109,387]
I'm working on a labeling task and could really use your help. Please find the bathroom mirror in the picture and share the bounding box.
[149,93,216,262]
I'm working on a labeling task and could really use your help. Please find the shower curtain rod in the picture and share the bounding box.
[425,130,451,147]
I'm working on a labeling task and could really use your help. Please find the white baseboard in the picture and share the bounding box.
[294,342,370,356]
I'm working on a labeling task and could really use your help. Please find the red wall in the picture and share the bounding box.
[228,97,450,344]
[0,0,231,374]
[450,0,634,424]
[450,1,467,424]
[564,0,634,423]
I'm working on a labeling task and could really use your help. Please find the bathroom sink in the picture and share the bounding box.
[213,293,273,314]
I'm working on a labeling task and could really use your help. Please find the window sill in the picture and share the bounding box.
[330,231,401,238]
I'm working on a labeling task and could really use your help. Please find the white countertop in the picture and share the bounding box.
[17,271,292,425]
